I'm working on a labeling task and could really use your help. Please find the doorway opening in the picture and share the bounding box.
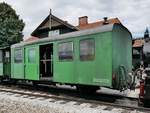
[40,44,53,80]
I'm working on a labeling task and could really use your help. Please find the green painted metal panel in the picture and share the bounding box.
[53,39,75,83]
[112,25,132,89]
[76,33,112,86]
[53,32,113,87]
[12,64,24,79]
[24,45,39,80]
[94,32,112,86]
[0,63,3,76]
[11,48,24,79]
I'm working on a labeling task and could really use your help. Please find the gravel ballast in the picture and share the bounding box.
[0,92,145,113]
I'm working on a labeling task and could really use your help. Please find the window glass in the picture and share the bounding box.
[28,48,36,63]
[5,51,10,58]
[80,39,95,61]
[58,42,73,60]
[0,50,2,62]
[14,49,22,63]
[49,29,60,37]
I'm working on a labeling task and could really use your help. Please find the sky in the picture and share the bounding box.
[1,0,150,39]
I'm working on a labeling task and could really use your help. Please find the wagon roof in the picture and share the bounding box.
[11,23,131,48]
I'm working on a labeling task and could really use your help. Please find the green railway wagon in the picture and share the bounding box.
[11,23,132,91]
[0,46,11,79]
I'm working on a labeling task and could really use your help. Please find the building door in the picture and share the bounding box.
[25,46,39,80]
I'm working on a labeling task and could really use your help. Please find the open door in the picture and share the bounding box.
[25,46,39,80]
[40,44,53,80]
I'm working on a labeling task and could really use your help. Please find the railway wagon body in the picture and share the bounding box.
[0,46,11,79]
[11,23,132,90]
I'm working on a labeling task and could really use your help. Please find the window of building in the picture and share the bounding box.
[28,48,36,63]
[49,29,60,37]
[14,49,22,63]
[80,39,95,61]
[58,42,73,61]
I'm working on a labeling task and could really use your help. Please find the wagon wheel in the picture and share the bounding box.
[76,85,99,94]
[32,81,39,89]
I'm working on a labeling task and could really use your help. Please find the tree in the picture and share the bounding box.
[0,2,25,47]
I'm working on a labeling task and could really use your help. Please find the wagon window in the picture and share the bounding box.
[5,51,10,62]
[80,39,95,61]
[14,49,22,63]
[28,48,36,63]
[0,50,2,62]
[58,42,73,61]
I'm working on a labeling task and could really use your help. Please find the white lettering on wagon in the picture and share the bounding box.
[93,78,110,84]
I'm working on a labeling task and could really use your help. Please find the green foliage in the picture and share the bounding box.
[0,2,25,47]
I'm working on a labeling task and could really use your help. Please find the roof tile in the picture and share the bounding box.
[24,36,39,42]
[77,18,121,30]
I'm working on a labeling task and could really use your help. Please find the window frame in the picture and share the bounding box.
[14,48,23,63]
[28,48,36,63]
[58,41,74,61]
[79,38,95,61]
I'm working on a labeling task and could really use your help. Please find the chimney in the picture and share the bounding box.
[79,16,88,26]
[103,17,109,25]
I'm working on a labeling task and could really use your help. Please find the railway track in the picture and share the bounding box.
[0,84,149,112]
